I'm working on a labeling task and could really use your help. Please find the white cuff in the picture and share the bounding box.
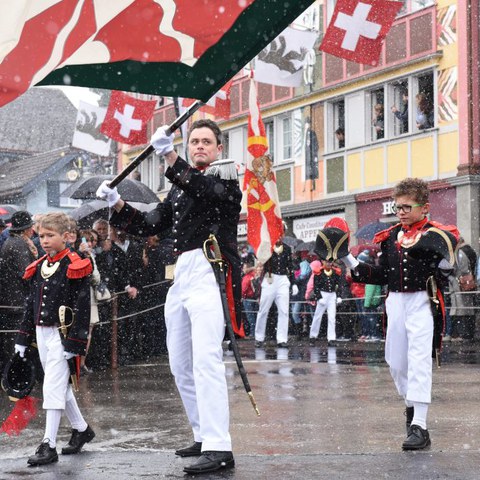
[341,253,359,270]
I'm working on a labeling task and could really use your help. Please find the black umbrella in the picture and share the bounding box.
[355,221,387,241]
[283,236,302,248]
[294,241,316,254]
[69,199,157,228]
[62,175,159,203]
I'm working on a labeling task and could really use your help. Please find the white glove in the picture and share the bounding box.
[63,351,76,360]
[15,344,26,358]
[96,180,120,207]
[151,125,175,156]
[291,285,299,296]
[336,297,343,305]
[340,253,359,270]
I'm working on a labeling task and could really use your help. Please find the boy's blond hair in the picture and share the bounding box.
[37,212,72,234]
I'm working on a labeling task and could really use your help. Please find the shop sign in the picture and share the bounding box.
[292,213,345,242]
[382,201,395,215]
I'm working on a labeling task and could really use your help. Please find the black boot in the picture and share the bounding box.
[402,425,431,450]
[183,451,235,474]
[61,425,95,454]
[175,441,202,457]
[405,407,414,434]
[27,440,58,466]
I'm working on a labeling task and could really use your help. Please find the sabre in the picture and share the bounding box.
[109,100,204,189]
[58,306,80,392]
[203,234,260,416]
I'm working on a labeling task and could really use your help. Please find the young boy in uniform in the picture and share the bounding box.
[308,259,342,346]
[15,212,95,466]
[340,178,458,450]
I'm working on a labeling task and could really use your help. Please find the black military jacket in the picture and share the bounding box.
[354,219,446,292]
[263,242,294,283]
[111,156,242,265]
[16,249,92,355]
[313,268,341,295]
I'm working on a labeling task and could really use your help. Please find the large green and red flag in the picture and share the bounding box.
[243,76,284,264]
[0,0,315,108]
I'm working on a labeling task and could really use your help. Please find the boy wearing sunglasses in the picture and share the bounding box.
[343,178,459,450]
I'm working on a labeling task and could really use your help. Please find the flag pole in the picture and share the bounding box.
[109,99,204,188]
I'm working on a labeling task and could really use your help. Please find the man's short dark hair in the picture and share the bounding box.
[393,177,429,204]
[188,119,222,146]
[335,127,344,135]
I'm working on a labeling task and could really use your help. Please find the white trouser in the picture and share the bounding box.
[36,326,76,410]
[309,291,337,341]
[254,274,290,343]
[384,291,433,404]
[165,249,231,451]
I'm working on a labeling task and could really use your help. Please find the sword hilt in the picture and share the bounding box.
[203,234,224,269]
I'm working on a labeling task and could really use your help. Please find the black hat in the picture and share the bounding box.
[314,217,350,261]
[1,352,37,400]
[9,211,33,232]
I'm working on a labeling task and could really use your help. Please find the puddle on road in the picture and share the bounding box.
[233,340,480,366]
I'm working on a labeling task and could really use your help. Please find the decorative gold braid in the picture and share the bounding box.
[317,231,332,260]
[427,227,455,266]
[332,232,349,260]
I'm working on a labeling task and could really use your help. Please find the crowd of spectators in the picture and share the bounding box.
[0,210,174,373]
[1,212,479,372]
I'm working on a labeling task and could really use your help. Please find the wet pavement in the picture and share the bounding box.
[1,339,480,479]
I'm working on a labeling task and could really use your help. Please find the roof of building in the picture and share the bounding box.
[0,87,78,153]
[0,146,82,201]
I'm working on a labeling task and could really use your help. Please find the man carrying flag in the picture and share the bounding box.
[243,77,294,347]
[97,119,241,474]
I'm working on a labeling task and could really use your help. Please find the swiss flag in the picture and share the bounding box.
[100,91,156,145]
[320,0,403,66]
[182,81,232,120]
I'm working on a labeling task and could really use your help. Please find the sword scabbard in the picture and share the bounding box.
[203,234,260,416]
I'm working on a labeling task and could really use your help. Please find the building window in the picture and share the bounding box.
[369,88,385,142]
[227,127,246,173]
[281,116,293,161]
[265,120,275,163]
[276,167,292,202]
[325,70,435,147]
[56,181,83,208]
[326,156,344,194]
[397,0,435,16]
[414,72,434,131]
[390,80,409,136]
[326,99,345,152]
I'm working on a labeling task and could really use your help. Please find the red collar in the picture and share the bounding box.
[402,217,428,232]
[47,248,70,263]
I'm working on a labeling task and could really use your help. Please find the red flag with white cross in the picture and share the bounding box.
[100,91,156,145]
[320,0,403,66]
